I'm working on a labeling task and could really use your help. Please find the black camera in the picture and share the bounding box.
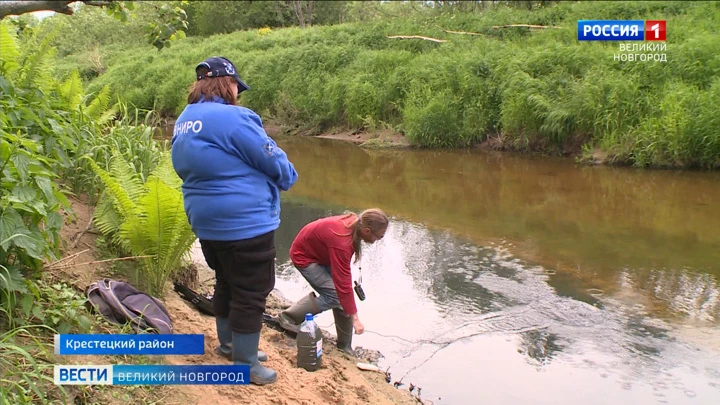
[354,281,366,301]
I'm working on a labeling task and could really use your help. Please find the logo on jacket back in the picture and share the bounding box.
[174,120,203,138]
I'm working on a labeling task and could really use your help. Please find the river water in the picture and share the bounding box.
[191,135,720,404]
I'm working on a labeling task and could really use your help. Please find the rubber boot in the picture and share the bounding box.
[215,317,267,362]
[333,308,355,357]
[278,293,320,333]
[232,331,277,385]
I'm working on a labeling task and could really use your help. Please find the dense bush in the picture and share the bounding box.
[66,1,720,168]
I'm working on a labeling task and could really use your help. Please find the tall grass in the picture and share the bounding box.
[0,324,63,405]
[76,1,720,168]
[1,274,92,404]
[65,101,168,201]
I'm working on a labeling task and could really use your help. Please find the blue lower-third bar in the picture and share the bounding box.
[55,334,205,355]
[54,364,251,385]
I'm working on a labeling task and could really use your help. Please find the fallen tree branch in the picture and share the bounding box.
[44,255,156,270]
[386,35,447,43]
[82,1,113,6]
[493,24,563,29]
[434,25,485,36]
[45,249,90,269]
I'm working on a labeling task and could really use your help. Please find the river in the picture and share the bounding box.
[193,135,720,404]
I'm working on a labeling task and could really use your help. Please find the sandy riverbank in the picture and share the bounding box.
[53,196,420,405]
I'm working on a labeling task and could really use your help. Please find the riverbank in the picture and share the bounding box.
[163,117,657,167]
[52,196,419,405]
[255,121,413,149]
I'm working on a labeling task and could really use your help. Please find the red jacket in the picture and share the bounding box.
[289,215,357,315]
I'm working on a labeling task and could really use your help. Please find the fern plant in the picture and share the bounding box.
[0,22,20,74]
[58,69,117,124]
[17,24,57,93]
[88,152,195,297]
[92,155,144,249]
[58,69,84,109]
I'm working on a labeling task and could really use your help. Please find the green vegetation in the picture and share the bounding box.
[52,0,719,168]
[90,153,195,297]
[0,275,175,404]
[1,15,190,403]
[1,279,91,404]
[183,0,354,35]
[6,0,188,51]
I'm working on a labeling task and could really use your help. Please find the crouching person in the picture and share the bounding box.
[279,209,389,356]
[171,56,298,385]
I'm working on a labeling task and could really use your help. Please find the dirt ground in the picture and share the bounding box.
[314,129,411,148]
[263,122,411,149]
[54,196,419,405]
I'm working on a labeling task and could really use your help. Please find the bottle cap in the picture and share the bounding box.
[305,313,314,322]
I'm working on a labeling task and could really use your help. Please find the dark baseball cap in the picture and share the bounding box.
[195,56,250,94]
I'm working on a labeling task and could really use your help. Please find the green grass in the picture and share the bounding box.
[0,273,174,405]
[62,1,720,168]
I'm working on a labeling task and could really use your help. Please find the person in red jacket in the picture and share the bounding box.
[278,208,389,356]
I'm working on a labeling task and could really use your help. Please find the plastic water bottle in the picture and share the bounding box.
[297,313,322,371]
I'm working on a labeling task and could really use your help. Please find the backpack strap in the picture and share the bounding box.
[87,281,123,326]
[174,282,215,316]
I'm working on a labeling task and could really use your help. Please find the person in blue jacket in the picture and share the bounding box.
[171,56,298,385]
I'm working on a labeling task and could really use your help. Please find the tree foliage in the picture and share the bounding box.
[1,0,188,50]
[183,1,355,35]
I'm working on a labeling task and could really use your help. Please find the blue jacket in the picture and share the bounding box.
[171,98,298,241]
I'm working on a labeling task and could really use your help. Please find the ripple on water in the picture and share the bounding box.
[448,242,720,403]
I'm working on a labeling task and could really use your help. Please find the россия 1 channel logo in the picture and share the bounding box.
[577,20,667,62]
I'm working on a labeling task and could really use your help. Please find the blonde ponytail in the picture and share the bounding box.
[332,209,389,263]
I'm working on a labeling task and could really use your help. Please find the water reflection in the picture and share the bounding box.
[518,330,564,370]
[273,199,720,404]
[276,136,720,288]
[633,268,720,322]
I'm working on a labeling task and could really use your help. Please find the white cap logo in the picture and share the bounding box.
[224,62,235,75]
